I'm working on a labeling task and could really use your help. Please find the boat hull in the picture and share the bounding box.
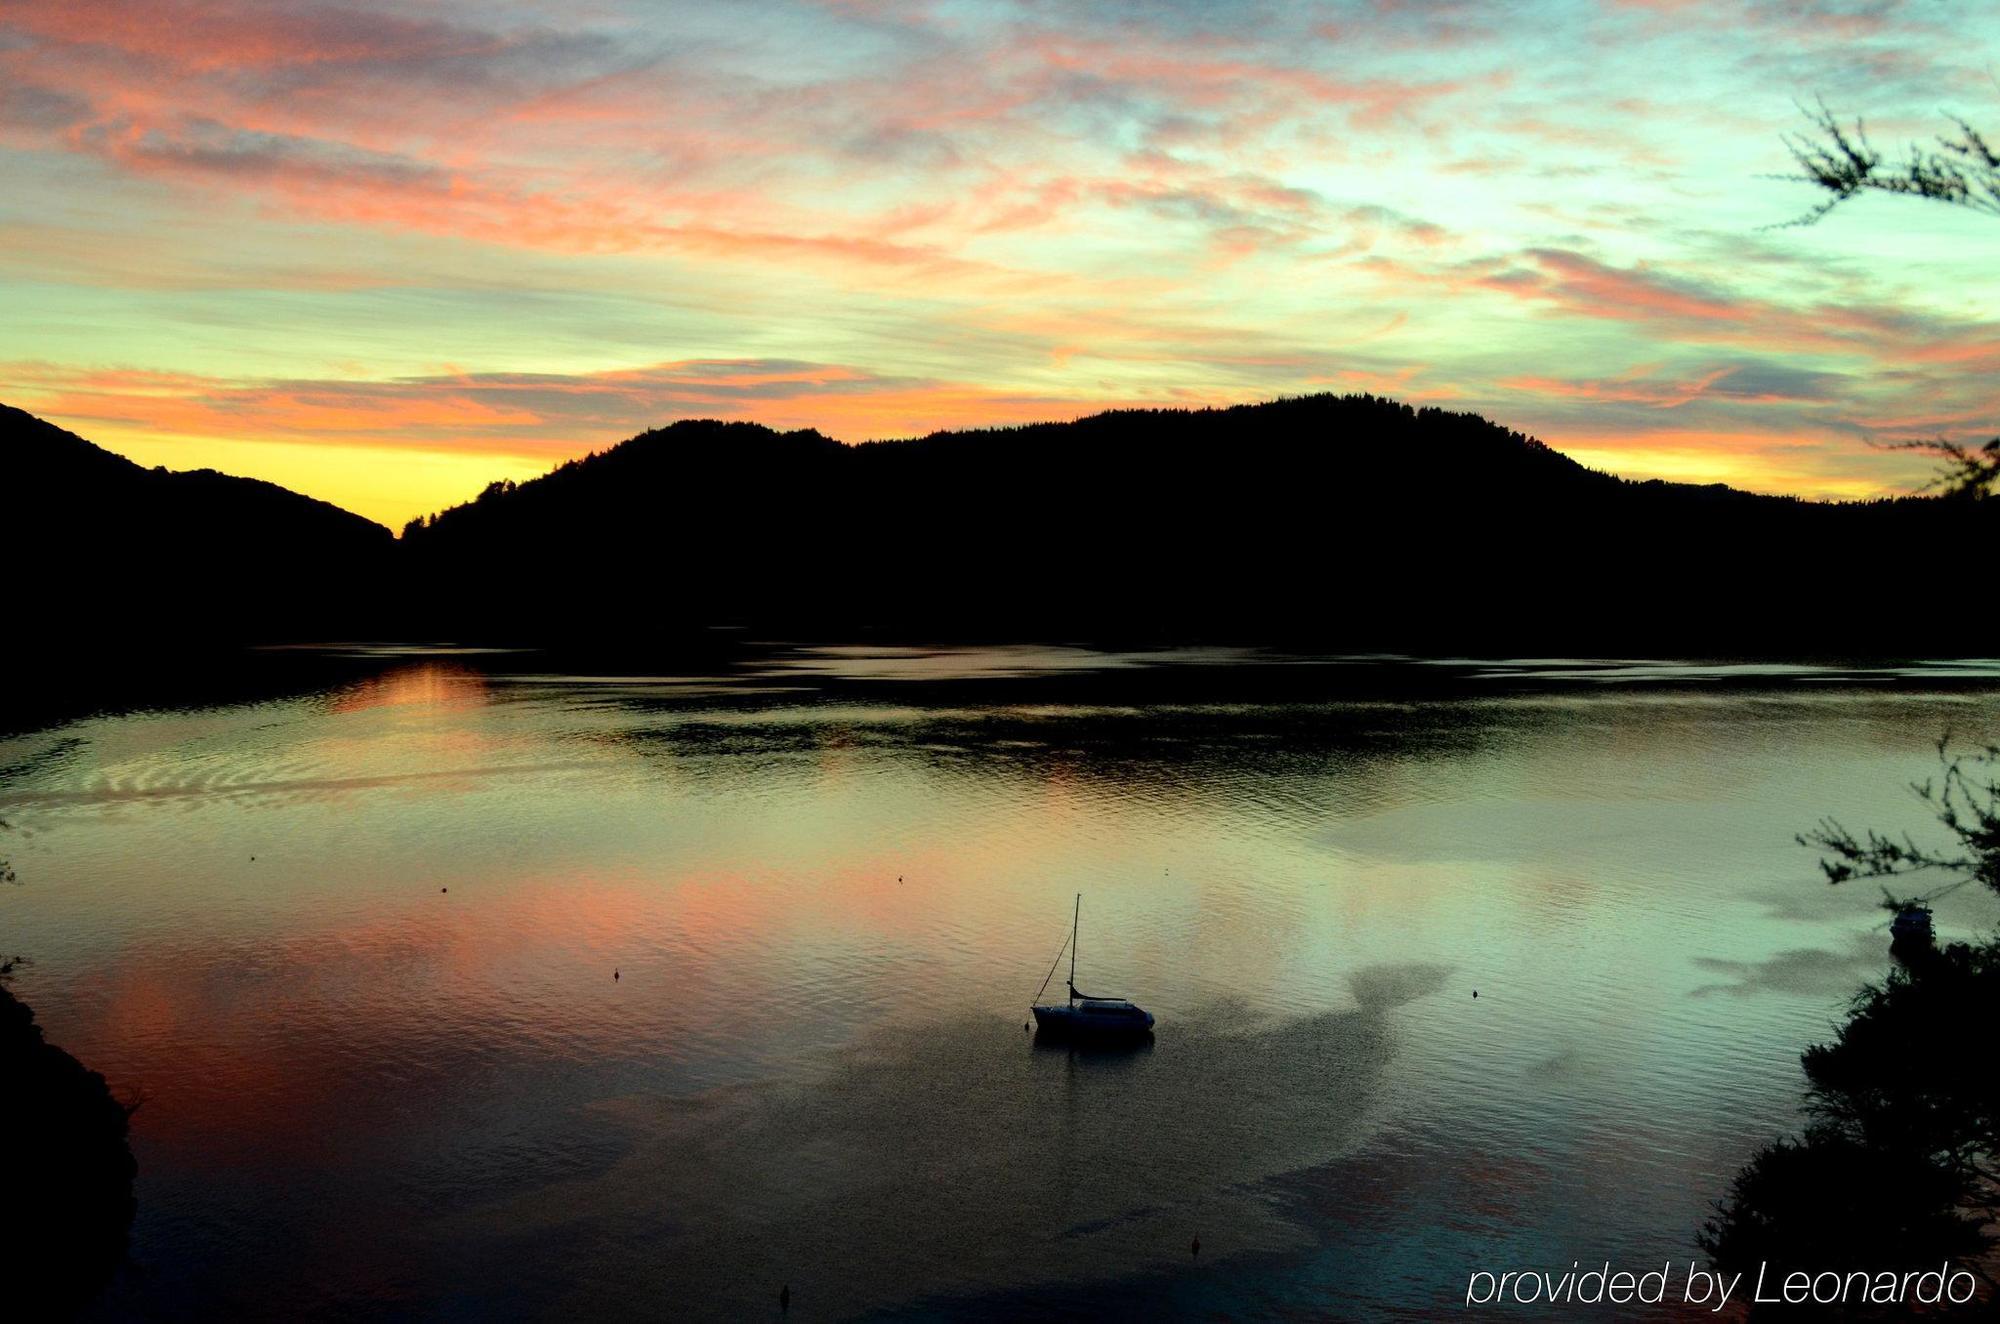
[1031,1003,1155,1038]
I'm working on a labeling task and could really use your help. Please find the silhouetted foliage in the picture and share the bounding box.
[1892,434,2000,502]
[1701,942,2000,1305]
[1784,99,2000,226]
[1,828,136,1315]
[1800,738,2000,898]
[1705,747,2000,1306]
[1782,101,2000,502]
[1703,1121,1985,1284]
[1,983,138,1316]
[1702,105,2000,1296]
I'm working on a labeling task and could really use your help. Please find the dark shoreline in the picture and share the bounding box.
[9,638,2000,750]
[0,983,137,1317]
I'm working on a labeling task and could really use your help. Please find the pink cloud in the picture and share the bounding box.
[3,357,1220,462]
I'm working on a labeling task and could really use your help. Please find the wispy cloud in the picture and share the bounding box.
[4,355,1190,459]
[2,0,1995,520]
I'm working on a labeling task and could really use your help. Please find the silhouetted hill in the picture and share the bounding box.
[9,395,1993,654]
[400,393,1996,652]
[3,403,394,649]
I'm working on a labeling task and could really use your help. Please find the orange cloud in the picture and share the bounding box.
[2,0,1991,525]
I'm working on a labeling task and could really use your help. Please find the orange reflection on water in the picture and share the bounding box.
[68,842,1049,1156]
[327,662,491,714]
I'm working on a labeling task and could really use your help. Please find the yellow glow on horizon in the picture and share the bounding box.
[1562,434,1902,503]
[2,0,1994,526]
[44,407,1936,533]
[84,428,565,531]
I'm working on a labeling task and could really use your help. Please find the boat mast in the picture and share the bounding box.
[1069,893,1079,1004]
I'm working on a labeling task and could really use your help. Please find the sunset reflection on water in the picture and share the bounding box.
[3,649,1997,1320]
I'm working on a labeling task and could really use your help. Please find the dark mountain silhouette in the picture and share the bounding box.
[3,403,394,649]
[398,394,1996,652]
[8,393,1994,654]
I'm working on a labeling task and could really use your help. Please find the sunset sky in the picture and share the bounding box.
[3,0,1996,529]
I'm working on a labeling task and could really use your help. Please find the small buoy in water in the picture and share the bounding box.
[898,875,904,883]
[441,887,448,894]
[1472,990,1478,999]
[250,855,255,861]
[1191,1235,1201,1259]
[779,1284,790,1311]
[614,968,620,981]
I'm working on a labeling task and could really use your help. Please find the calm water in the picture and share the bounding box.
[4,647,1998,1321]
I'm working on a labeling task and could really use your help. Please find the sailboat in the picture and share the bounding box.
[1030,894,1155,1037]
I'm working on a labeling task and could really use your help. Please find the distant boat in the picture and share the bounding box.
[1031,894,1155,1037]
[1890,904,1935,950]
